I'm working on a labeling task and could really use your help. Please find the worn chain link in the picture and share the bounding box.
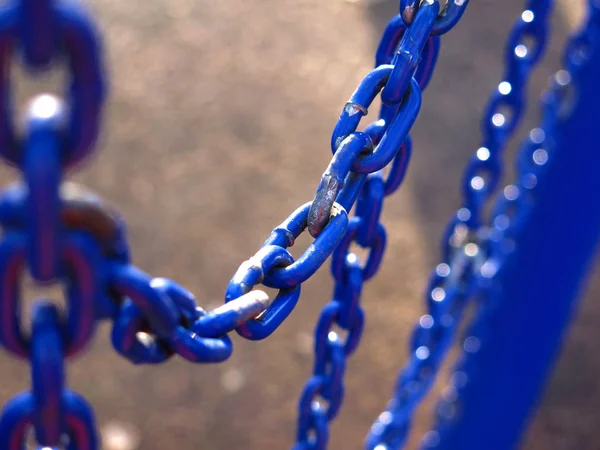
[365,1,555,448]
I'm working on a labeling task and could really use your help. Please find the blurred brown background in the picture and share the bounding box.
[0,0,598,449]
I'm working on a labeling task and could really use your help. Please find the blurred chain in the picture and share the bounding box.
[423,1,600,446]
[0,0,289,448]
[0,0,107,446]
[365,1,555,448]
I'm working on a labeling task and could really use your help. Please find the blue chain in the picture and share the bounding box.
[292,2,471,448]
[0,0,589,449]
[0,0,106,446]
[0,1,292,447]
[365,1,555,448]
[424,1,600,447]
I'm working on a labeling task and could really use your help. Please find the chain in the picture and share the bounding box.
[0,1,288,447]
[423,0,600,447]
[0,0,106,445]
[0,0,588,449]
[365,1,555,448]
[291,2,472,448]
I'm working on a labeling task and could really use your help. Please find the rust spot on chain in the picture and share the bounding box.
[60,182,122,248]
[402,5,417,24]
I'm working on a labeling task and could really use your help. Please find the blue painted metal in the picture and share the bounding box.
[18,0,54,68]
[425,3,600,448]
[365,2,557,448]
[226,244,302,339]
[400,0,470,35]
[330,72,421,174]
[24,96,63,282]
[0,0,597,448]
[0,232,101,359]
[0,0,106,169]
[0,300,99,449]
[381,1,438,105]
[258,202,349,290]
[308,132,373,237]
[294,2,468,446]
[31,303,65,446]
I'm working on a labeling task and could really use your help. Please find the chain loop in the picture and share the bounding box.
[226,244,301,340]
[308,133,373,237]
[0,231,102,359]
[0,0,106,169]
[331,218,386,282]
[24,95,65,282]
[332,74,421,175]
[375,14,441,91]
[0,301,99,449]
[31,302,65,446]
[0,389,99,450]
[355,174,385,247]
[382,1,439,106]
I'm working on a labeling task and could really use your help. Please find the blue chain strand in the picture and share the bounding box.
[0,0,285,446]
[365,1,555,448]
[0,0,107,445]
[291,1,469,448]
[0,0,585,449]
[424,1,600,447]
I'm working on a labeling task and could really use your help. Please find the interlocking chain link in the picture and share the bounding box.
[365,1,555,448]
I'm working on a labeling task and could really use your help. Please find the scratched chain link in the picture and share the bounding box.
[0,0,594,449]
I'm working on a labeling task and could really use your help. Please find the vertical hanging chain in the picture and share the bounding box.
[0,0,107,447]
[365,1,554,449]
[422,0,600,447]
[290,1,469,449]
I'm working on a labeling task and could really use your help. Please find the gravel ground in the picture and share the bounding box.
[0,0,598,449]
